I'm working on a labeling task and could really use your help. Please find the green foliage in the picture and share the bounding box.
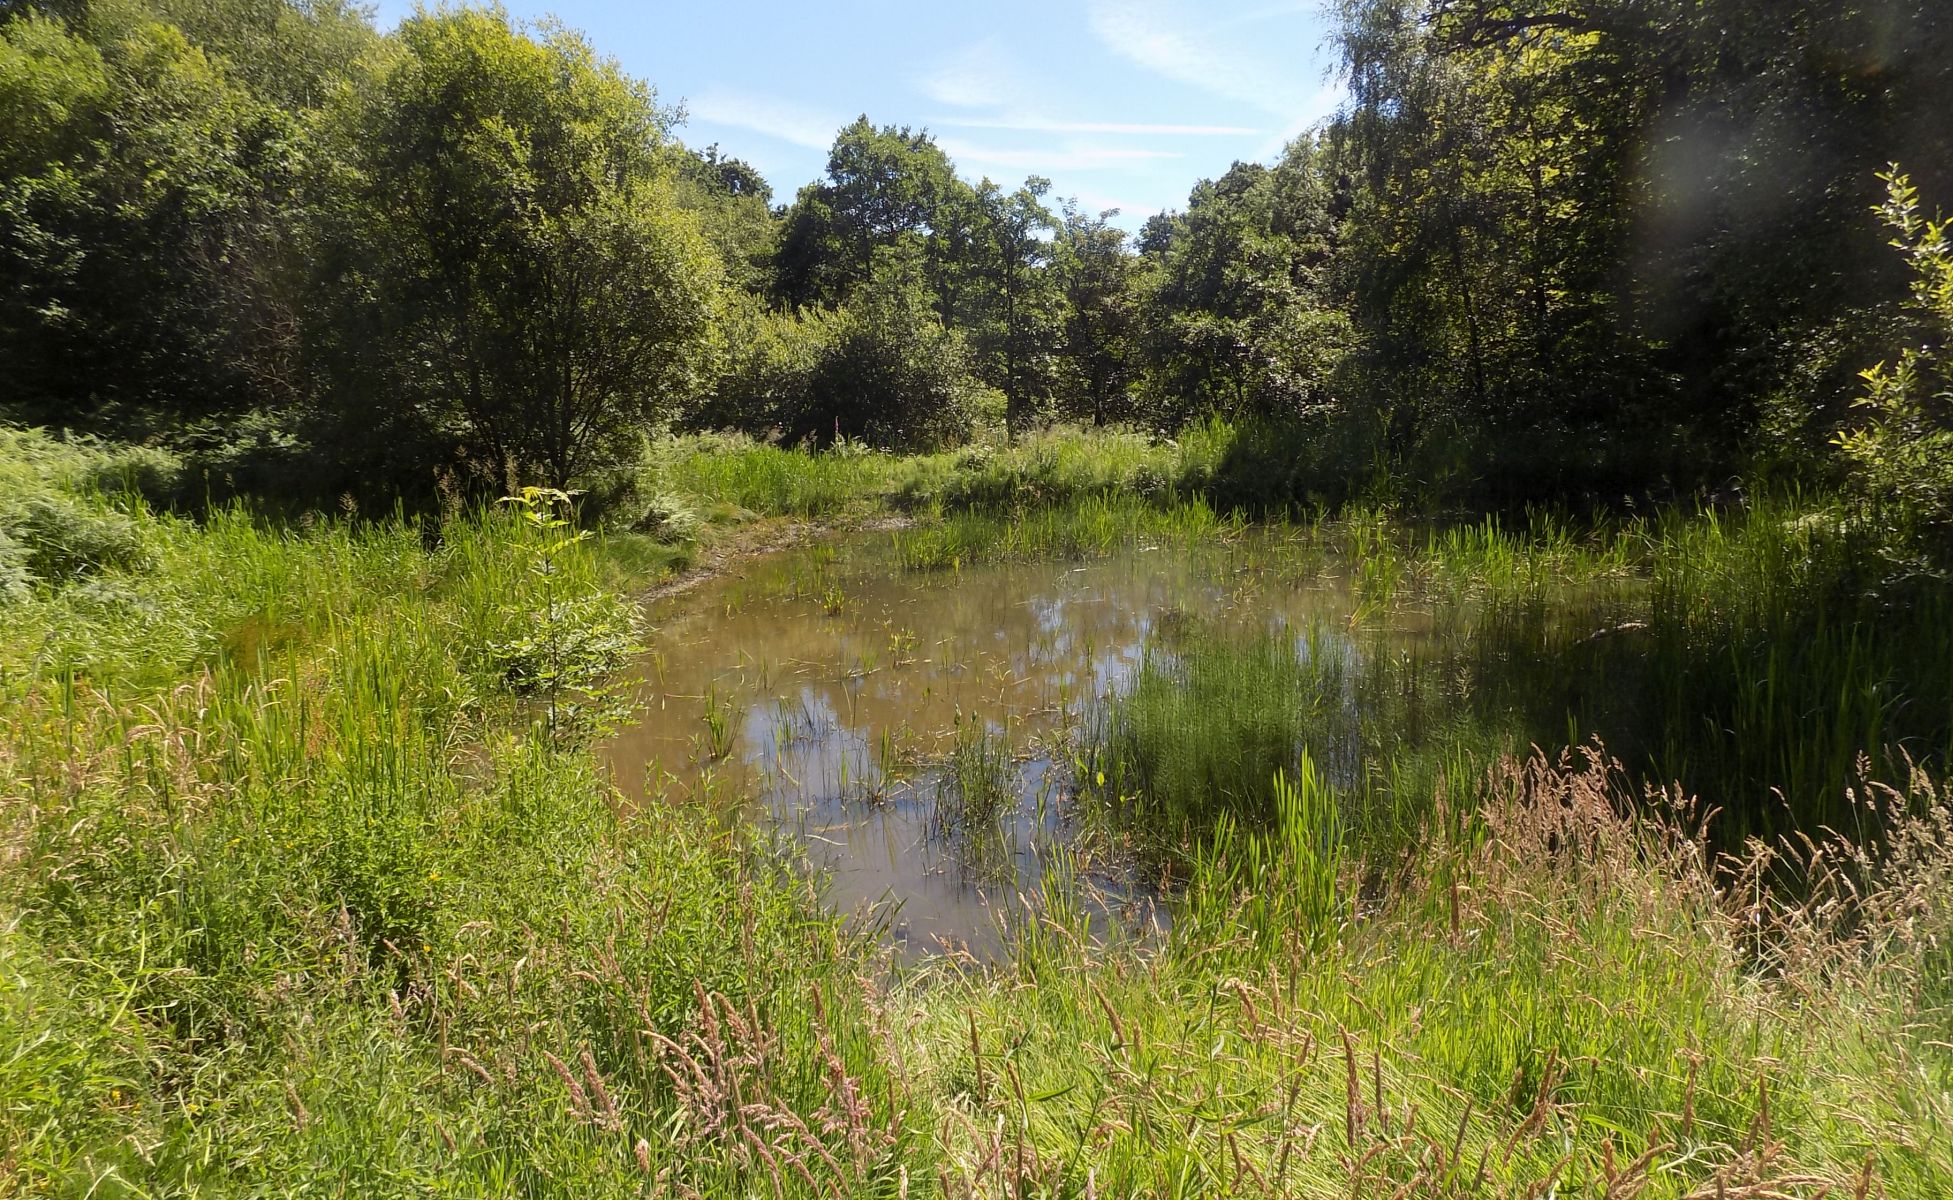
[794,257,984,449]
[967,175,1060,436]
[3,429,1953,1194]
[0,524,29,602]
[646,430,902,518]
[1084,631,1356,858]
[307,7,720,491]
[926,747,1953,1196]
[671,142,777,293]
[1051,202,1142,425]
[1325,0,1953,500]
[699,296,839,433]
[705,253,985,451]
[0,451,893,1193]
[0,428,170,597]
[1137,141,1353,426]
[492,487,639,741]
[891,492,1232,570]
[11,493,148,583]
[932,717,1016,842]
[1181,757,1345,956]
[771,116,966,310]
[629,491,702,542]
[0,7,309,428]
[1835,168,1953,543]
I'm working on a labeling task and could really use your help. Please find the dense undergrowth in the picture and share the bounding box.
[4,425,1953,1196]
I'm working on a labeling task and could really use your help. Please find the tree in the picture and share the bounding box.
[672,141,777,294]
[771,117,969,312]
[970,176,1058,438]
[1326,0,1953,497]
[307,9,720,491]
[702,246,981,450]
[797,248,981,450]
[0,8,312,431]
[1138,143,1351,427]
[1051,202,1139,425]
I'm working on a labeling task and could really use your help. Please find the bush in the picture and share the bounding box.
[698,281,983,452]
[1834,169,1953,549]
[10,494,148,584]
[697,299,836,435]
[0,527,31,603]
[631,492,702,542]
[78,443,185,504]
[796,291,980,450]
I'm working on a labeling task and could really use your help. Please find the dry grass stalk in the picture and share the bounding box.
[648,979,893,1195]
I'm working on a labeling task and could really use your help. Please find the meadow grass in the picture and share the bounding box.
[643,423,1220,526]
[0,434,905,1196]
[891,494,1239,570]
[902,750,1953,1198]
[4,427,1953,1196]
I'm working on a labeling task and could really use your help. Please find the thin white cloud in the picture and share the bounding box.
[1085,0,1334,122]
[685,87,843,151]
[936,116,1259,136]
[918,39,1023,109]
[1215,1,1325,29]
[1065,188,1157,223]
[937,138,1182,173]
[1252,83,1344,158]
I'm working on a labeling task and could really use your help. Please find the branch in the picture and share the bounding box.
[1426,3,1630,52]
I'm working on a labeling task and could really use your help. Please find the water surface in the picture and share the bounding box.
[601,534,1396,958]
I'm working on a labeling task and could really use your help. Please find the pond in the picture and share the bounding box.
[600,532,1442,960]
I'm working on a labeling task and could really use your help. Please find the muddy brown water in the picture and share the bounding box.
[600,532,1398,960]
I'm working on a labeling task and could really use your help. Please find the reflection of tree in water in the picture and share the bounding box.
[605,537,1369,959]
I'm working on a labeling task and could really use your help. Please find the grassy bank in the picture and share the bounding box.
[0,433,896,1193]
[4,427,1952,1196]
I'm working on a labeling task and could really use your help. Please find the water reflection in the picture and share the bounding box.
[600,533,1374,959]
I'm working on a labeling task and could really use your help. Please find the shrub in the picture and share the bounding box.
[1834,168,1953,548]
[0,526,31,602]
[10,494,148,584]
[490,488,641,741]
[698,279,983,452]
[631,492,702,542]
[78,443,184,504]
[796,291,980,450]
[697,299,836,434]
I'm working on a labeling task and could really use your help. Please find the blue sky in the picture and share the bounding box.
[370,2,1344,229]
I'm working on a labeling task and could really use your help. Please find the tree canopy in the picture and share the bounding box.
[2,0,1948,514]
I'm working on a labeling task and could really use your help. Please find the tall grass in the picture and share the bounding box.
[644,423,1228,526]
[0,444,906,1195]
[1177,755,1346,959]
[7,428,1953,1195]
[647,432,908,517]
[892,493,1237,570]
[1083,631,1355,848]
[1438,500,1953,841]
[908,750,1953,1197]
